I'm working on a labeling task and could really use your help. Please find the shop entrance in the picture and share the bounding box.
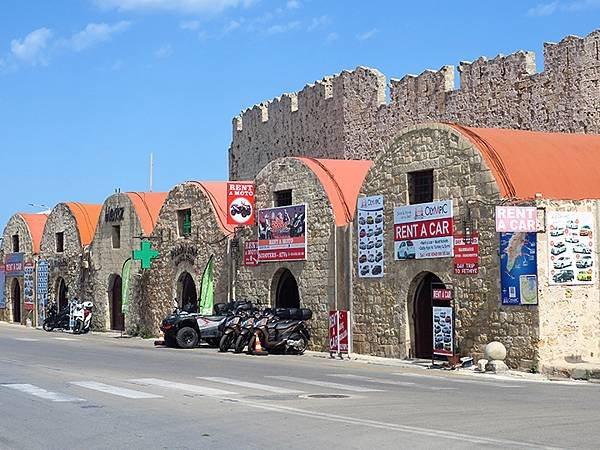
[411,272,444,359]
[109,275,124,331]
[11,279,21,323]
[56,277,68,311]
[274,269,300,309]
[178,272,197,313]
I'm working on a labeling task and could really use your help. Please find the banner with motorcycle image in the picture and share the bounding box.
[227,182,255,226]
[258,204,307,262]
[547,211,595,286]
[357,195,384,278]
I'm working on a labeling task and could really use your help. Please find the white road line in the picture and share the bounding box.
[14,338,39,342]
[71,381,163,399]
[391,372,523,388]
[54,337,77,341]
[129,378,238,396]
[198,377,303,394]
[1,384,85,402]
[266,376,383,392]
[326,373,456,391]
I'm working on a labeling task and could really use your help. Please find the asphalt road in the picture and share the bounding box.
[1,322,599,450]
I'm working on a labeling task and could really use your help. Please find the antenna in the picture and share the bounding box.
[149,152,153,192]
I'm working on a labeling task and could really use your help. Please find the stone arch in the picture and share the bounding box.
[270,267,300,309]
[175,269,198,313]
[11,278,21,323]
[55,277,69,311]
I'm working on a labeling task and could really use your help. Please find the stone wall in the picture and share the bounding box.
[354,124,538,368]
[231,29,600,180]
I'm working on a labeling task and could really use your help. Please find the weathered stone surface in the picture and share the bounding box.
[477,359,488,372]
[484,341,507,361]
[485,360,509,373]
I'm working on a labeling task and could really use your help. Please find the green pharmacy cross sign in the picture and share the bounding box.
[133,240,159,269]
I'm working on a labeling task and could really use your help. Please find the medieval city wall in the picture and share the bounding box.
[231,30,600,180]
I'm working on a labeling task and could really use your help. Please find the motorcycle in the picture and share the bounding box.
[43,302,71,331]
[249,308,311,355]
[233,311,261,353]
[72,301,94,334]
[218,302,255,352]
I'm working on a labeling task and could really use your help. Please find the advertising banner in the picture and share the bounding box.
[500,232,538,305]
[432,288,453,301]
[5,253,24,276]
[257,204,306,262]
[547,211,595,286]
[329,310,350,354]
[357,195,384,278]
[121,258,132,314]
[394,200,453,260]
[23,262,35,311]
[433,306,453,356]
[36,261,49,323]
[0,265,5,309]
[227,182,255,226]
[453,234,479,275]
[496,206,537,232]
[199,256,214,315]
[243,240,259,266]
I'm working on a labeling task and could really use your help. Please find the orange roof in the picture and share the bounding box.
[64,203,102,246]
[126,192,168,236]
[190,181,235,235]
[451,124,600,200]
[294,158,373,226]
[18,213,49,254]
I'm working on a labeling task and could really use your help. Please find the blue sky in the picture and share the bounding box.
[1,0,599,231]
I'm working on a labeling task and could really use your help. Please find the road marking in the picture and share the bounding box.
[54,337,77,341]
[1,384,85,402]
[71,381,163,399]
[327,373,456,390]
[391,372,523,388]
[198,377,303,394]
[266,376,383,392]
[14,338,39,342]
[129,378,237,396]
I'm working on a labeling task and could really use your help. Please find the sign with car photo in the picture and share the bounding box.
[257,204,306,262]
[23,262,35,311]
[357,195,384,278]
[500,232,538,305]
[433,306,453,356]
[547,211,595,286]
[394,199,453,260]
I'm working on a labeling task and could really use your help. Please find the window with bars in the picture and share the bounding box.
[178,209,192,237]
[408,170,434,205]
[274,189,292,207]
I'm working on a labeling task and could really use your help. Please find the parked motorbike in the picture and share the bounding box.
[234,311,260,353]
[43,302,71,331]
[249,308,311,355]
[72,301,94,334]
[218,301,255,352]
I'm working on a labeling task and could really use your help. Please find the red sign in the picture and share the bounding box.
[329,310,350,353]
[432,289,453,301]
[394,218,453,241]
[243,240,259,266]
[453,234,479,275]
[227,182,255,226]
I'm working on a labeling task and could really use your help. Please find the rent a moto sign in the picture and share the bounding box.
[394,200,454,259]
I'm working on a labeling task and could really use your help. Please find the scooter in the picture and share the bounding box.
[234,311,261,353]
[72,301,94,334]
[218,302,255,352]
[249,310,310,355]
[43,303,71,331]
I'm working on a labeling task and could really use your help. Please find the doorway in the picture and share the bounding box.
[11,279,21,323]
[178,272,197,313]
[56,278,68,311]
[274,269,300,308]
[109,275,124,331]
[412,272,444,359]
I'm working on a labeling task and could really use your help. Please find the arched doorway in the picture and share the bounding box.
[109,275,124,331]
[411,272,444,359]
[56,278,68,311]
[274,269,300,308]
[11,279,21,323]
[177,272,197,313]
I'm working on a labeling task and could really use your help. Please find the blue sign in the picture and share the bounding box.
[37,261,49,323]
[0,265,5,309]
[500,232,538,305]
[5,253,24,276]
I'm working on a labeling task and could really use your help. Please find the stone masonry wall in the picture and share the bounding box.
[231,30,600,180]
[234,158,337,351]
[354,124,538,368]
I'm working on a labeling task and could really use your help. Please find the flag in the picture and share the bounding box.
[121,258,132,314]
[198,255,214,315]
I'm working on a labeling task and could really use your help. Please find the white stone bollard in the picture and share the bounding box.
[484,341,508,373]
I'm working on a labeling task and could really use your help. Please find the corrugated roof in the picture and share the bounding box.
[64,203,102,246]
[451,124,600,200]
[18,213,49,254]
[189,181,235,235]
[294,158,373,226]
[126,192,168,236]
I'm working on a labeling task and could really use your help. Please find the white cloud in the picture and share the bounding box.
[286,0,300,9]
[356,28,377,41]
[326,32,338,43]
[224,20,241,33]
[155,44,173,58]
[528,1,559,15]
[307,15,329,31]
[266,21,300,34]
[10,28,53,65]
[528,0,600,15]
[180,20,200,30]
[65,21,130,51]
[94,0,250,14]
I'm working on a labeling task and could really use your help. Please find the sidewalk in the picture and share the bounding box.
[542,358,600,382]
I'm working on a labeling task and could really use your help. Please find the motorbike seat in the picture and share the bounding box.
[274,321,296,330]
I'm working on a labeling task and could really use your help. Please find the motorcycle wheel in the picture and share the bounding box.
[247,335,256,355]
[219,334,233,352]
[176,327,199,349]
[290,333,308,355]
[73,321,83,335]
[42,320,55,332]
[234,335,247,353]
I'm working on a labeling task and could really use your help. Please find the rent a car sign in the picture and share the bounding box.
[394,200,454,259]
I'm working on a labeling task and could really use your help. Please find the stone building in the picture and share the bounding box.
[40,203,102,313]
[235,157,371,350]
[230,29,600,180]
[353,123,600,371]
[1,213,48,325]
[141,182,234,335]
[88,192,167,332]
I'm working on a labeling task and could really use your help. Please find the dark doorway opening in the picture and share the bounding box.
[11,279,21,323]
[275,269,300,308]
[56,278,68,311]
[413,272,443,359]
[110,275,125,331]
[178,272,197,313]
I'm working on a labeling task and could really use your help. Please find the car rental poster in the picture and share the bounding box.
[547,211,595,286]
[23,262,35,311]
[357,195,384,278]
[394,199,453,260]
[227,182,255,226]
[257,204,306,262]
[500,232,538,305]
[36,261,49,324]
[433,306,453,356]
[0,265,5,309]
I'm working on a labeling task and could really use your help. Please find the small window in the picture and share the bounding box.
[12,234,19,253]
[408,170,434,205]
[55,232,64,253]
[112,225,121,249]
[177,209,192,237]
[274,189,292,207]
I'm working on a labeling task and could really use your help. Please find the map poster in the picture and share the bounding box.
[357,195,384,278]
[547,211,595,286]
[500,232,538,305]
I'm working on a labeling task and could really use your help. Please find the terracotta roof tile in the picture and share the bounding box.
[190,181,235,235]
[125,192,168,236]
[18,213,49,254]
[64,203,102,246]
